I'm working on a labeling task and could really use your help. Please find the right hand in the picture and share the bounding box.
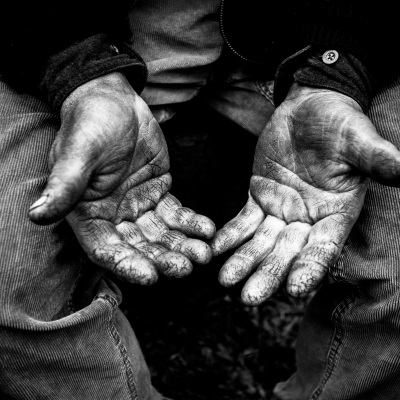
[28,72,215,285]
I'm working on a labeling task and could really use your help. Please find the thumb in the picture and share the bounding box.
[28,142,91,225]
[345,113,400,186]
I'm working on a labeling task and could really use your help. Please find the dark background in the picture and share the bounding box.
[119,102,312,400]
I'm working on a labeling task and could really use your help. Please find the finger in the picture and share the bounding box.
[135,210,168,240]
[95,241,158,285]
[155,193,216,239]
[210,196,265,256]
[135,242,193,278]
[345,115,400,186]
[116,174,172,222]
[157,231,212,265]
[115,221,146,246]
[241,222,311,305]
[68,217,158,285]
[116,221,193,277]
[218,216,286,287]
[135,210,211,264]
[29,156,90,225]
[250,175,311,223]
[287,213,352,298]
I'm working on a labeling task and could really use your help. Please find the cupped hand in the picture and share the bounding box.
[28,72,215,284]
[212,83,400,305]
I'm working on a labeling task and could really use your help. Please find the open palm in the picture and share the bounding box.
[29,73,215,285]
[212,84,400,305]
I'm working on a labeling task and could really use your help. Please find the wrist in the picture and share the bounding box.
[40,34,147,113]
[61,72,136,119]
[292,49,375,113]
[285,83,363,113]
[274,47,375,113]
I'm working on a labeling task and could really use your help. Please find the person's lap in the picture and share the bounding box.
[0,24,274,400]
[0,81,163,399]
[134,7,400,395]
[274,76,400,400]
[2,3,400,399]
[0,2,275,397]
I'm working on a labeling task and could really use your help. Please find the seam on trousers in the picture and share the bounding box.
[66,265,84,315]
[98,294,139,400]
[310,293,356,400]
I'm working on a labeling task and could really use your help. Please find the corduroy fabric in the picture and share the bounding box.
[274,76,400,400]
[0,81,162,400]
[0,3,276,397]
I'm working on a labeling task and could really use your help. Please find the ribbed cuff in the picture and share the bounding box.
[293,49,375,113]
[274,46,375,112]
[294,22,382,77]
[40,34,148,113]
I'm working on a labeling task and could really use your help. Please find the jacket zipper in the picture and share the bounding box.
[219,0,266,65]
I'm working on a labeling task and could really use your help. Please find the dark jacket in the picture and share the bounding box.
[1,1,398,112]
[0,1,146,111]
[221,0,400,77]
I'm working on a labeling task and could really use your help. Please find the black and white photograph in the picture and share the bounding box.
[0,1,398,399]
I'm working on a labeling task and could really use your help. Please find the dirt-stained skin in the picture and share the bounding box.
[29,72,215,285]
[212,83,400,305]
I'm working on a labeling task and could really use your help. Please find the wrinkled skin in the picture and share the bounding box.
[29,72,215,284]
[212,83,400,305]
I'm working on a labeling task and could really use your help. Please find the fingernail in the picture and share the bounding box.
[29,195,48,211]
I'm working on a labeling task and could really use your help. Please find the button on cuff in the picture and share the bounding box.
[110,44,120,55]
[322,50,339,64]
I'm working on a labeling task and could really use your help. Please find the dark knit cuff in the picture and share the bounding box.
[274,47,375,112]
[40,33,148,113]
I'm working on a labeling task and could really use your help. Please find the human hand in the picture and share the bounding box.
[212,83,400,304]
[28,72,215,284]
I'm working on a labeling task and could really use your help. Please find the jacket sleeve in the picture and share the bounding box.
[273,47,375,112]
[272,0,398,108]
[0,1,147,112]
[284,0,398,79]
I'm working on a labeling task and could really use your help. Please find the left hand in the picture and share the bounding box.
[211,83,400,305]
